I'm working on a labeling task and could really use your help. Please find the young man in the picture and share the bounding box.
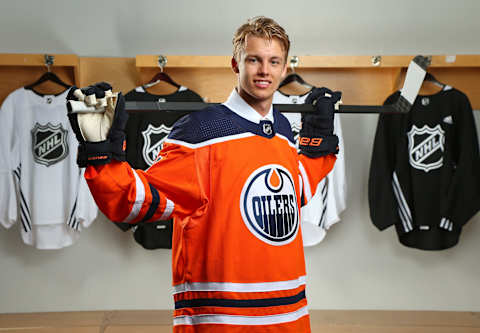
[67,16,340,333]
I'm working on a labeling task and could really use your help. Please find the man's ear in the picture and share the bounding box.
[231,57,239,74]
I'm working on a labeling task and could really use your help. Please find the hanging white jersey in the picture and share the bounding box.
[273,90,347,246]
[0,88,98,249]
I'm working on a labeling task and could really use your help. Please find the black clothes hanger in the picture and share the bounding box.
[24,71,71,91]
[25,55,71,92]
[143,71,181,89]
[143,55,181,89]
[423,72,446,89]
[279,72,313,89]
[278,56,313,91]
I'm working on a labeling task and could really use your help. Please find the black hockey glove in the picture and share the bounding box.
[299,87,341,158]
[66,82,128,167]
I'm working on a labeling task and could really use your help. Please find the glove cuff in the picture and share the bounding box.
[77,137,126,167]
[298,134,339,158]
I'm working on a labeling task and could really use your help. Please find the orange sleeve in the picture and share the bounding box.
[298,153,336,205]
[84,142,207,224]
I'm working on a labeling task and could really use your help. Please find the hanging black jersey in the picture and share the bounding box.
[121,85,204,249]
[368,86,480,250]
[0,88,98,249]
[125,86,204,169]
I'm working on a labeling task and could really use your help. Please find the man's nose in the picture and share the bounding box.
[258,61,270,75]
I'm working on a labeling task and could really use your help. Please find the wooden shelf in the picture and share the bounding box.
[0,54,79,67]
[0,53,80,86]
[136,54,480,69]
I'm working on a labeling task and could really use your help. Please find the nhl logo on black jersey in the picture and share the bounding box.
[31,122,69,167]
[240,164,299,246]
[407,124,445,172]
[142,124,172,166]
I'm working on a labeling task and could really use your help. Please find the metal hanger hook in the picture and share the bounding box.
[289,56,299,72]
[158,55,167,73]
[44,54,54,72]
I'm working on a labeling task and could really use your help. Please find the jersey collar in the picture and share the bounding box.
[223,89,274,124]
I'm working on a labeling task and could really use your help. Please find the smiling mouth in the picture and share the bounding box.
[254,80,272,88]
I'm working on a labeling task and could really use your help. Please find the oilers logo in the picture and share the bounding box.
[142,124,172,166]
[240,164,299,246]
[407,124,445,172]
[31,122,68,167]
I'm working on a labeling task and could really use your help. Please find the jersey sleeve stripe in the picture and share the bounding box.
[140,183,160,223]
[67,199,78,228]
[173,305,308,326]
[298,161,312,201]
[160,198,174,220]
[392,172,413,232]
[124,170,146,223]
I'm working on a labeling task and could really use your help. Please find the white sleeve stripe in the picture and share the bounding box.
[392,172,412,221]
[392,172,413,232]
[160,198,174,220]
[298,161,311,201]
[440,217,454,231]
[440,217,447,228]
[391,183,411,232]
[124,170,146,223]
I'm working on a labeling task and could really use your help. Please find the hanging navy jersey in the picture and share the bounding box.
[368,86,480,250]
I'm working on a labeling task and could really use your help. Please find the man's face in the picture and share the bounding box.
[233,35,287,107]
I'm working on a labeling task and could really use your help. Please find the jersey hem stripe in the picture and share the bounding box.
[175,290,306,309]
[173,305,309,326]
[173,276,306,294]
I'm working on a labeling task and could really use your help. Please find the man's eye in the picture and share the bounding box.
[247,58,257,63]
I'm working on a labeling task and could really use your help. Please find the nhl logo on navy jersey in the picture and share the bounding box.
[407,124,445,172]
[262,122,273,135]
[240,164,299,246]
[31,122,69,167]
[142,124,172,166]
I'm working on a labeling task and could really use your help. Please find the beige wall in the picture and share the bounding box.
[0,0,479,314]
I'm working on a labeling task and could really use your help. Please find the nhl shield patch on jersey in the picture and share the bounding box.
[31,122,69,167]
[141,124,172,166]
[240,164,299,246]
[407,124,445,172]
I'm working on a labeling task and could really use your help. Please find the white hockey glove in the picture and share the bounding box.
[66,82,128,167]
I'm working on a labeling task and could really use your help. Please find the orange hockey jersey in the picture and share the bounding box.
[85,90,336,332]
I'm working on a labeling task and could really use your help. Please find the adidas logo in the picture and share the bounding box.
[443,115,453,124]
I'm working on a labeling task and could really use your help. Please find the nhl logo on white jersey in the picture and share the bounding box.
[141,124,172,166]
[240,164,299,246]
[407,124,445,172]
[291,122,301,149]
[31,122,69,167]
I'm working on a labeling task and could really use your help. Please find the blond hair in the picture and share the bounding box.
[232,16,290,62]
